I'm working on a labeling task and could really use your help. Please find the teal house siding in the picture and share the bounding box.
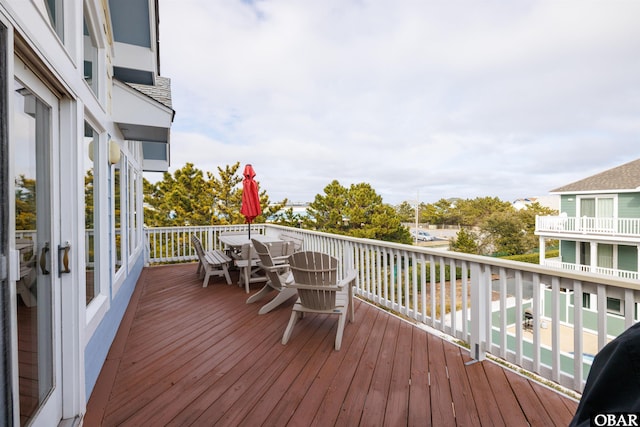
[618,245,638,272]
[561,240,576,264]
[618,192,640,218]
[560,195,577,215]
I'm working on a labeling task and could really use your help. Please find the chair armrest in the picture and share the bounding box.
[287,270,356,291]
[286,283,342,291]
[337,269,357,288]
[258,263,290,273]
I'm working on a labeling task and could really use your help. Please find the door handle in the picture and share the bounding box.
[58,242,71,277]
[39,243,50,275]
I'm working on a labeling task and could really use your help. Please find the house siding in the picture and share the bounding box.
[560,195,577,216]
[84,254,144,399]
[561,240,576,264]
[618,245,638,272]
[618,192,640,218]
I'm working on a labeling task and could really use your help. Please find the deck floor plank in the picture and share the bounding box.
[383,319,413,426]
[443,342,482,426]
[333,304,390,426]
[360,315,400,426]
[464,359,507,426]
[484,359,533,425]
[287,302,379,427]
[86,264,580,426]
[427,332,457,425]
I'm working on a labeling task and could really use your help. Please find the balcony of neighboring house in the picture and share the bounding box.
[536,215,640,280]
[83,224,640,424]
[536,215,640,241]
[542,259,639,281]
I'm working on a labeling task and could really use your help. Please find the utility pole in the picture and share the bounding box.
[415,190,419,244]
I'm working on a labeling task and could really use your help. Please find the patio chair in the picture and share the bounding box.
[191,235,232,287]
[236,242,268,293]
[279,232,304,252]
[282,251,357,351]
[246,239,298,314]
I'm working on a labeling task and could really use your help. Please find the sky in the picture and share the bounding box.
[154,0,640,205]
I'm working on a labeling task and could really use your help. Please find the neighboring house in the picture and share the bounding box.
[512,195,560,211]
[0,0,173,425]
[535,159,640,331]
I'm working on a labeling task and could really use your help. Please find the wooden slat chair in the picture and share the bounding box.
[279,232,304,252]
[247,239,298,314]
[282,251,357,351]
[191,235,232,287]
[235,243,268,293]
[236,241,294,293]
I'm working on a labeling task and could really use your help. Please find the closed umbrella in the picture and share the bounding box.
[240,164,262,239]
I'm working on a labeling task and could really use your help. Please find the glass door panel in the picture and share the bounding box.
[597,197,615,232]
[597,244,614,269]
[13,76,58,425]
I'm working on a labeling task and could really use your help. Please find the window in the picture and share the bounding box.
[128,161,135,256]
[607,297,623,316]
[84,122,98,304]
[113,159,122,273]
[597,244,614,270]
[579,242,591,267]
[582,293,591,309]
[131,169,140,252]
[83,6,99,96]
[39,0,64,41]
[579,196,615,232]
[580,198,595,218]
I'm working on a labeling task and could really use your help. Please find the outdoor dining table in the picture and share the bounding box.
[218,234,283,292]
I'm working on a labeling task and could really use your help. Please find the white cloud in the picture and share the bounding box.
[156,0,640,204]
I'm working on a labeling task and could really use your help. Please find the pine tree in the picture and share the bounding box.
[305,180,411,243]
[143,162,287,227]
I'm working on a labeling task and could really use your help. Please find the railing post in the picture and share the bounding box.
[342,240,354,277]
[469,262,486,361]
[144,226,150,267]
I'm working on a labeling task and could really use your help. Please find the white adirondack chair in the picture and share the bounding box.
[282,251,356,351]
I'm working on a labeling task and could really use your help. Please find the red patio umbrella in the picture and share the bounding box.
[240,164,262,239]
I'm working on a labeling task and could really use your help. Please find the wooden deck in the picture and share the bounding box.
[85,263,579,426]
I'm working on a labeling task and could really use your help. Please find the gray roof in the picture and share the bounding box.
[127,76,173,110]
[552,158,640,193]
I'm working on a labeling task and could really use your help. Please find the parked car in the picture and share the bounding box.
[411,230,435,241]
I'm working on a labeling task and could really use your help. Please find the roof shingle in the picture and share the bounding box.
[552,158,640,193]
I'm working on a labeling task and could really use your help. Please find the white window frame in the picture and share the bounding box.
[82,0,107,103]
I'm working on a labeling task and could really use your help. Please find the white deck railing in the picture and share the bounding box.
[536,215,640,237]
[144,224,640,393]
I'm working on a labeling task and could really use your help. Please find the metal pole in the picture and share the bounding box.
[414,190,419,244]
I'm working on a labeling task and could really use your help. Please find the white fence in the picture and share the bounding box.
[144,224,640,393]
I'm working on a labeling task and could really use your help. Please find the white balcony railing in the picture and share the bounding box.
[536,215,640,237]
[544,259,640,280]
[144,224,640,394]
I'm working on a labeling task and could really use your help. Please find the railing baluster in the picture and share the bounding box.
[551,276,561,383]
[498,267,508,359]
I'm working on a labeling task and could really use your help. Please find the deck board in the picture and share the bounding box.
[85,263,580,426]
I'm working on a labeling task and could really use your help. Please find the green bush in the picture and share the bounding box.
[501,250,559,264]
